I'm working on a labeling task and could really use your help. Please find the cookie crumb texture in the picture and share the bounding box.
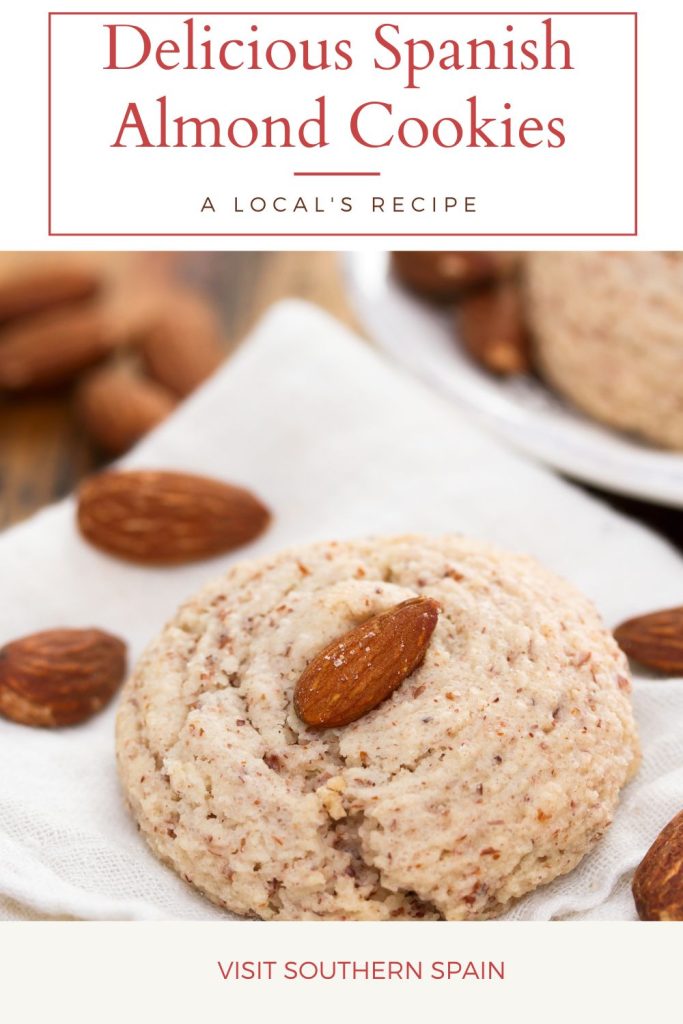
[526,252,683,450]
[116,536,639,920]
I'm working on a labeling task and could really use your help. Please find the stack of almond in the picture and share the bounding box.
[0,261,269,732]
[0,262,225,456]
[391,251,531,376]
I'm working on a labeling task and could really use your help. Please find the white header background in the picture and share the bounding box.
[0,0,681,248]
[47,10,635,237]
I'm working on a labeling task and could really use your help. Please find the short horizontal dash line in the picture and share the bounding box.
[292,171,381,177]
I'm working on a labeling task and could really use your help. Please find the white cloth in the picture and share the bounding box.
[1,300,682,922]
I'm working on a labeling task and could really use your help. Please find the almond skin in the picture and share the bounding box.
[392,251,518,302]
[76,364,177,455]
[632,810,683,920]
[457,279,532,375]
[0,266,101,324]
[294,596,440,728]
[614,606,683,673]
[77,469,271,565]
[140,290,224,397]
[0,305,120,392]
[0,628,127,727]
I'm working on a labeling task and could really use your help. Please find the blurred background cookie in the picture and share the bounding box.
[526,252,683,451]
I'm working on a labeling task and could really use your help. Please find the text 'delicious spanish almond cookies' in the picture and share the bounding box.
[116,535,639,920]
[525,252,683,450]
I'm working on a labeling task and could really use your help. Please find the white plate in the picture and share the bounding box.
[343,251,683,509]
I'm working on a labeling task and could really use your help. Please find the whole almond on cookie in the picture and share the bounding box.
[140,290,224,397]
[632,810,683,920]
[0,628,127,727]
[76,364,177,455]
[0,305,121,391]
[294,596,439,728]
[457,279,532,375]
[614,606,683,673]
[0,266,100,324]
[77,469,271,564]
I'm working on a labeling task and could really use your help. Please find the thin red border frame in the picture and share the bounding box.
[47,10,639,237]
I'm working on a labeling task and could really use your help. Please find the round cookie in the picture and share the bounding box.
[526,252,683,450]
[116,535,639,920]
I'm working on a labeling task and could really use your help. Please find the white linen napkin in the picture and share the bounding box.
[1,300,682,921]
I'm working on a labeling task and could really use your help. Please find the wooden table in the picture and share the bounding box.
[1,251,681,554]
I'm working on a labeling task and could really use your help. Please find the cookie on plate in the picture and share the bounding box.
[526,252,683,450]
[116,535,639,920]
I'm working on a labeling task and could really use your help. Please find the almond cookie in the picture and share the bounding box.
[526,252,683,450]
[116,535,639,920]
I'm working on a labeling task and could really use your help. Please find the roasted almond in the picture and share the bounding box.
[294,596,439,728]
[140,290,224,397]
[0,305,120,391]
[614,606,683,674]
[77,469,271,564]
[392,251,518,302]
[76,364,177,455]
[457,279,532,375]
[0,628,127,727]
[632,810,683,920]
[0,266,101,324]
